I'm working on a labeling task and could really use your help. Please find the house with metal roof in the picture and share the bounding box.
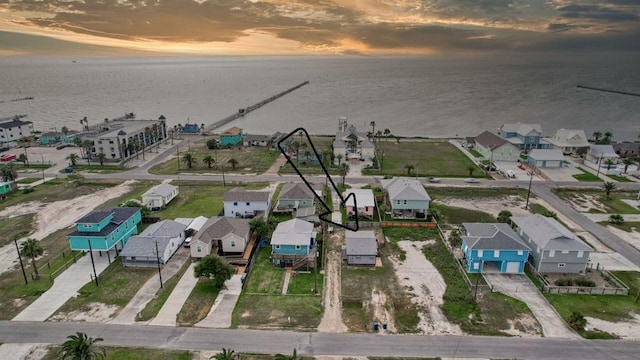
[344,230,378,266]
[498,122,552,151]
[511,214,593,273]
[527,149,565,168]
[380,178,430,219]
[120,220,186,267]
[142,183,179,210]
[277,182,316,211]
[223,187,271,218]
[191,217,251,258]
[461,223,530,274]
[67,207,141,252]
[544,129,590,155]
[270,219,317,267]
[472,130,520,162]
[343,188,376,219]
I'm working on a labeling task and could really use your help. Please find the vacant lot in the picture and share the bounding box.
[552,188,640,214]
[41,346,193,360]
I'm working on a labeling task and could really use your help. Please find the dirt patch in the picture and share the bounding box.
[563,193,609,213]
[439,195,530,218]
[317,234,348,333]
[502,314,543,337]
[49,302,119,323]
[585,313,640,340]
[542,270,617,288]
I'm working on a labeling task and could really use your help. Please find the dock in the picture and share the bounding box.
[576,85,640,97]
[0,97,33,104]
[205,81,309,132]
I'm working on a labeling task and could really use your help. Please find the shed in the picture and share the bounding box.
[527,149,565,168]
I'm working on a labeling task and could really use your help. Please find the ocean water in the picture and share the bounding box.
[1,54,639,140]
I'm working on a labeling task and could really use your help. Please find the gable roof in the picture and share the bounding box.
[345,230,377,256]
[500,123,542,136]
[187,216,209,232]
[194,217,250,244]
[279,182,315,201]
[380,178,430,202]
[528,149,565,161]
[474,131,508,148]
[462,223,530,251]
[271,219,314,246]
[612,142,640,153]
[221,126,243,136]
[69,207,140,237]
[510,214,592,251]
[120,236,172,258]
[0,119,32,129]
[143,183,178,198]
[140,220,186,238]
[223,187,270,202]
[546,129,589,147]
[590,144,619,158]
[343,188,376,208]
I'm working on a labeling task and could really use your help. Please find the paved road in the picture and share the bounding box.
[1,321,638,360]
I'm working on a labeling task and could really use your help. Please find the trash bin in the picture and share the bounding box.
[373,321,379,331]
[382,322,387,330]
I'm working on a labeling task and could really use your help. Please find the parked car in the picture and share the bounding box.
[183,236,192,248]
[465,178,480,183]
[428,177,441,183]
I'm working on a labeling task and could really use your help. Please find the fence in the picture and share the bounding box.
[532,266,629,296]
[380,221,436,228]
[32,251,85,281]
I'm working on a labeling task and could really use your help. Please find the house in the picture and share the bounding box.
[142,183,179,210]
[243,134,270,147]
[586,144,620,173]
[270,219,317,267]
[67,207,142,252]
[38,130,78,146]
[120,220,186,267]
[191,217,251,258]
[545,129,590,155]
[0,181,13,196]
[344,230,377,266]
[472,130,520,162]
[277,182,316,211]
[461,223,530,274]
[333,120,376,163]
[0,117,32,147]
[612,142,640,157]
[343,188,376,219]
[223,187,271,218]
[220,126,243,146]
[380,178,430,219]
[511,214,593,273]
[498,123,551,151]
[527,149,565,168]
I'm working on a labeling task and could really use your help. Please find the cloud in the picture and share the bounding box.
[558,4,640,21]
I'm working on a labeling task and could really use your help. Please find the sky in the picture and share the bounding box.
[1,0,639,55]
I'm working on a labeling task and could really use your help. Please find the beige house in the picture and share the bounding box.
[545,129,590,155]
[473,131,521,162]
[190,217,250,258]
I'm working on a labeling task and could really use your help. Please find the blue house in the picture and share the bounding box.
[39,131,78,145]
[461,222,530,274]
[498,123,552,151]
[270,219,316,267]
[68,207,142,252]
[220,126,243,146]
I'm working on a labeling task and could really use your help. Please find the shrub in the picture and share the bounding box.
[206,139,219,149]
[574,277,596,287]
[568,311,587,331]
[22,187,34,194]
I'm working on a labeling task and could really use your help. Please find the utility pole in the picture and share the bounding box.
[88,240,98,286]
[40,154,45,182]
[525,170,534,210]
[221,165,226,187]
[595,154,603,178]
[14,238,28,285]
[177,145,180,171]
[155,241,163,289]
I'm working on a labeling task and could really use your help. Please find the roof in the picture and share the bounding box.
[119,236,171,258]
[343,188,376,208]
[78,119,162,140]
[380,178,430,202]
[221,127,243,136]
[462,223,530,251]
[244,134,270,142]
[612,142,640,153]
[279,182,315,201]
[295,206,316,217]
[510,214,592,252]
[0,119,32,129]
[140,220,186,238]
[76,211,113,224]
[345,230,378,256]
[143,183,178,198]
[187,216,209,231]
[473,131,507,148]
[194,217,250,244]
[546,129,589,147]
[500,123,542,136]
[528,149,565,161]
[333,138,346,148]
[590,144,619,158]
[69,207,141,237]
[271,219,314,246]
[223,187,270,202]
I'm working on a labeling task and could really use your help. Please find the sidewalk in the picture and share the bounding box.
[195,274,243,328]
[110,248,190,325]
[12,251,113,322]
[149,263,198,326]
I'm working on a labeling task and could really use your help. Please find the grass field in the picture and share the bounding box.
[371,141,482,177]
[41,346,192,360]
[177,277,221,326]
[16,177,40,184]
[573,167,603,182]
[602,221,640,232]
[0,213,34,247]
[607,175,634,182]
[430,203,496,224]
[552,188,640,214]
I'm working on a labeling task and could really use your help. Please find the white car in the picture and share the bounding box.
[183,236,192,248]
[465,178,481,183]
[428,177,441,183]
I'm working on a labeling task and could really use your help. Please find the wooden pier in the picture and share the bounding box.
[205,81,309,132]
[576,85,640,97]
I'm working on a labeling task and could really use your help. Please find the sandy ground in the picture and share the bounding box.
[49,302,119,323]
[0,343,51,360]
[606,226,640,251]
[317,233,349,333]
[391,240,463,335]
[585,313,640,340]
[0,180,135,276]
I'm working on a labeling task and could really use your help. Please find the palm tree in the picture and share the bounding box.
[96,152,106,166]
[182,153,197,169]
[592,131,602,143]
[275,348,300,360]
[604,158,615,170]
[405,164,414,175]
[131,137,140,159]
[211,348,238,360]
[336,154,343,166]
[151,123,160,153]
[322,149,333,167]
[66,153,80,166]
[339,163,349,185]
[603,181,616,200]
[466,164,476,177]
[82,140,93,163]
[203,155,215,168]
[17,153,28,166]
[383,128,391,141]
[20,238,43,279]
[228,158,239,170]
[375,130,383,144]
[602,131,613,144]
[303,149,312,167]
[60,332,106,360]
[61,126,69,135]
[369,121,376,138]
[497,210,512,223]
[622,158,635,173]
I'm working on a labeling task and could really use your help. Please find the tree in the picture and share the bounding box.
[338,163,349,185]
[17,153,28,166]
[608,214,624,225]
[228,158,239,170]
[383,128,391,141]
[369,121,376,139]
[66,153,80,166]
[429,208,442,223]
[182,153,197,169]
[303,149,312,167]
[203,155,215,168]
[622,158,635,173]
[592,131,602,143]
[131,137,140,159]
[96,152,106,166]
[603,181,616,200]
[602,131,613,144]
[67,173,86,187]
[82,140,93,162]
[375,130,383,144]
[336,154,343,166]
[568,311,587,331]
[207,138,219,149]
[0,164,18,183]
[211,348,239,360]
[322,149,333,167]
[466,164,476,177]
[20,238,43,279]
[250,217,269,240]
[404,164,414,175]
[194,255,234,289]
[275,348,300,360]
[121,200,151,217]
[61,126,69,135]
[497,210,512,223]
[604,158,615,170]
[60,331,106,360]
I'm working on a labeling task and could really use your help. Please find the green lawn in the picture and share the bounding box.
[572,167,603,182]
[552,188,640,214]
[41,346,192,360]
[177,277,221,326]
[601,221,640,233]
[371,141,482,177]
[427,187,526,199]
[0,213,34,247]
[607,175,633,182]
[16,177,40,184]
[286,272,323,295]
[243,246,284,294]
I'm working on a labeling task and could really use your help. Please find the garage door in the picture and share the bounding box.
[505,261,521,273]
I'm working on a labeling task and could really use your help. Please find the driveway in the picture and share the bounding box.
[148,262,198,326]
[195,274,243,328]
[483,273,579,339]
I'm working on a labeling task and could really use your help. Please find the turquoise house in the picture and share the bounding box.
[461,222,530,274]
[270,219,316,266]
[68,207,142,252]
[380,178,431,219]
[220,126,243,146]
[0,181,13,195]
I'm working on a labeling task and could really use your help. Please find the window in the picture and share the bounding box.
[549,250,555,257]
[473,263,479,270]
[477,250,483,257]
[517,250,523,256]
[403,200,407,205]
[561,250,569,254]
[365,206,369,211]
[231,240,236,247]
[274,245,280,249]
[246,202,250,206]
[196,246,202,253]
[494,250,500,257]
[558,263,566,268]
[577,251,584,258]
[233,202,238,206]
[295,245,301,250]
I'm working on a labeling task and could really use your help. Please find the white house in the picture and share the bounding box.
[473,130,521,162]
[120,220,186,267]
[191,217,251,258]
[0,117,32,147]
[333,120,376,163]
[545,129,590,155]
[223,187,271,218]
[142,183,179,210]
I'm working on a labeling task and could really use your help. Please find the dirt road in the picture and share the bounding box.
[317,234,348,333]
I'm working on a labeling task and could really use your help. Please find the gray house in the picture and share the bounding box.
[120,220,186,267]
[380,178,430,219]
[511,214,593,273]
[527,149,565,168]
[277,182,316,211]
[344,230,377,266]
